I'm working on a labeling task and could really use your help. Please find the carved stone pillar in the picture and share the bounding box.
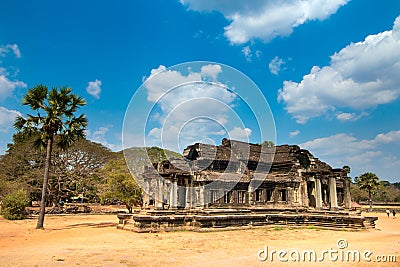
[142,178,151,208]
[329,177,338,210]
[185,178,191,209]
[199,185,205,207]
[315,178,323,210]
[178,184,185,208]
[156,178,164,209]
[248,182,254,206]
[169,178,178,209]
[300,180,308,207]
[343,177,352,209]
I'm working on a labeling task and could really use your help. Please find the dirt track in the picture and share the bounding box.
[0,212,399,266]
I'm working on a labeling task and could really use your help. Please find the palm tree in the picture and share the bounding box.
[14,85,87,229]
[355,172,380,212]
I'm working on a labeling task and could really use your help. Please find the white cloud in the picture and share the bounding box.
[336,112,368,122]
[290,130,300,138]
[242,46,261,62]
[88,126,122,151]
[180,0,348,44]
[242,46,252,62]
[144,65,202,102]
[228,127,252,142]
[278,16,400,123]
[336,112,355,122]
[0,69,27,101]
[300,130,400,181]
[86,79,102,99]
[0,44,21,58]
[142,64,251,151]
[200,64,222,81]
[269,56,285,75]
[0,106,21,133]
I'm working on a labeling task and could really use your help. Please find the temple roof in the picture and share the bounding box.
[145,139,344,181]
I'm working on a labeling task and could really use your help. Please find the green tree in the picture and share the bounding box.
[98,156,142,213]
[1,189,30,220]
[355,172,380,212]
[0,133,114,205]
[49,139,114,205]
[349,183,369,202]
[14,85,87,229]
[0,132,47,201]
[261,141,275,147]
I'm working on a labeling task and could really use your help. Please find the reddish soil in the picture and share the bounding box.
[0,212,399,266]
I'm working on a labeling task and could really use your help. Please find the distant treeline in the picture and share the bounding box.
[351,181,400,203]
[0,133,179,211]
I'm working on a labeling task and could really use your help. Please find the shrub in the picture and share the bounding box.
[1,189,30,220]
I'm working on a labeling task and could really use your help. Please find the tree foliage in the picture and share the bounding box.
[261,141,275,147]
[351,180,400,203]
[1,189,30,220]
[98,155,142,213]
[355,172,380,211]
[0,134,114,204]
[14,85,87,229]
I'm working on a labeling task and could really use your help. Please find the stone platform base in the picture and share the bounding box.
[117,209,378,233]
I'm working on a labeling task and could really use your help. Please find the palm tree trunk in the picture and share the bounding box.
[36,135,53,229]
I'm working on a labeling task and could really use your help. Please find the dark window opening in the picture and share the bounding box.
[255,189,263,202]
[279,189,287,201]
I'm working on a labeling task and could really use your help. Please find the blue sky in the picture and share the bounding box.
[1,0,400,182]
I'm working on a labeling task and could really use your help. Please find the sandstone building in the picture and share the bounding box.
[142,138,352,211]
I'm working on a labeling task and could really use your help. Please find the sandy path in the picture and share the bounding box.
[0,212,399,266]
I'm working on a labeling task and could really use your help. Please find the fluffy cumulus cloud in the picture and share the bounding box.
[0,106,21,132]
[279,16,400,123]
[301,130,400,181]
[228,127,252,142]
[0,44,21,58]
[86,79,102,99]
[0,68,26,101]
[180,0,348,44]
[143,64,251,151]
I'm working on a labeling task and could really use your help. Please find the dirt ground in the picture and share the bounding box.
[0,212,399,267]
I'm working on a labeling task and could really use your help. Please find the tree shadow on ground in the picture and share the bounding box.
[48,222,118,230]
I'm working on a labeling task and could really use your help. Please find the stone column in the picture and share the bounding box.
[191,181,196,207]
[156,178,164,209]
[185,178,191,209]
[178,185,185,208]
[142,178,151,208]
[343,177,352,209]
[169,178,178,209]
[329,177,338,210]
[248,182,254,206]
[199,185,205,207]
[315,178,323,210]
[287,187,293,203]
[300,180,308,207]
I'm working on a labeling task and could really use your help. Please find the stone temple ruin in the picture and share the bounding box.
[118,139,377,232]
